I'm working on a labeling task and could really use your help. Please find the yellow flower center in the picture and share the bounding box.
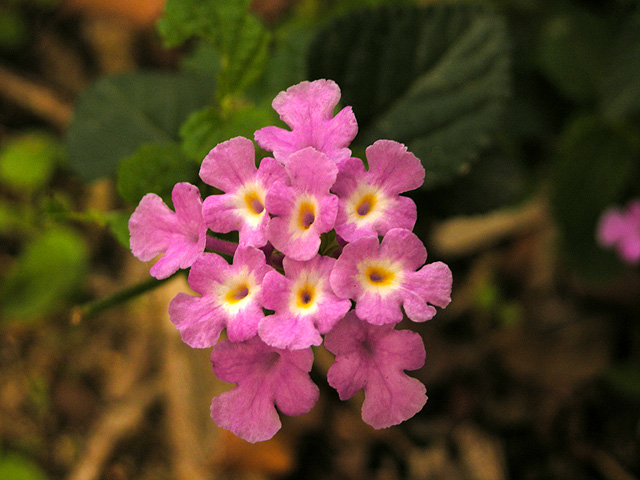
[295,284,316,309]
[225,283,250,304]
[298,201,316,230]
[244,191,265,215]
[364,265,395,287]
[356,193,376,217]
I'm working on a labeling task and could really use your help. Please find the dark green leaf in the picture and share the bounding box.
[550,115,638,279]
[66,71,214,180]
[428,151,527,216]
[180,105,277,161]
[606,364,640,400]
[600,13,640,121]
[0,227,88,322]
[308,4,511,188]
[117,142,199,205]
[536,9,613,103]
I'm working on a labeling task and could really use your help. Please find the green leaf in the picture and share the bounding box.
[536,9,613,103]
[0,226,88,322]
[606,364,640,400]
[308,4,511,188]
[0,453,48,480]
[104,210,132,249]
[0,7,29,51]
[252,25,313,100]
[0,132,62,192]
[65,71,214,180]
[600,13,640,121]
[158,0,270,96]
[117,142,199,205]
[180,104,277,161]
[550,115,638,279]
[429,151,527,216]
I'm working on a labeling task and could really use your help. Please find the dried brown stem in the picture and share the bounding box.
[0,65,72,130]
[65,380,161,480]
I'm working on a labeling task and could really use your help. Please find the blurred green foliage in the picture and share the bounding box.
[55,0,640,291]
[0,452,48,480]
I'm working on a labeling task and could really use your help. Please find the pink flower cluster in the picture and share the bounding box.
[129,80,453,443]
[597,199,640,265]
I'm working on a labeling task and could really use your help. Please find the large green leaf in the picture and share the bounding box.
[600,13,640,122]
[551,115,638,279]
[158,0,270,96]
[536,8,613,104]
[308,4,511,188]
[66,71,214,180]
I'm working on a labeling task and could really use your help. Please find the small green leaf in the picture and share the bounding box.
[117,142,198,206]
[180,40,221,79]
[308,4,511,188]
[104,210,132,249]
[551,115,638,279]
[0,132,62,192]
[158,0,270,96]
[0,227,88,322]
[0,201,29,235]
[66,71,214,180]
[0,453,48,480]
[0,7,29,51]
[180,104,277,161]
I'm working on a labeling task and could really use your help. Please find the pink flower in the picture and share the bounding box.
[254,80,358,165]
[259,255,351,350]
[168,247,272,347]
[330,228,452,325]
[200,136,288,247]
[324,312,427,429]
[129,182,206,279]
[265,147,339,261]
[597,199,640,264]
[332,140,424,242]
[210,336,319,443]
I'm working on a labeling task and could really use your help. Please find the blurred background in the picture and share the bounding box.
[0,0,639,479]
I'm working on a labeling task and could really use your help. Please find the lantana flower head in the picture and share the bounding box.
[200,136,288,247]
[332,140,425,242]
[265,147,339,261]
[210,336,319,443]
[254,79,358,166]
[330,228,453,325]
[597,199,640,264]
[128,79,454,443]
[169,246,272,347]
[129,182,206,279]
[259,254,351,350]
[325,312,427,429]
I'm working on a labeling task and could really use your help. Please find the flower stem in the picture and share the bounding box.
[206,236,238,256]
[72,274,176,323]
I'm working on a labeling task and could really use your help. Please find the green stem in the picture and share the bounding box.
[72,273,176,322]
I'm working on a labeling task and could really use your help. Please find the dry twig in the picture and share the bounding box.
[0,65,72,130]
[65,380,161,480]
